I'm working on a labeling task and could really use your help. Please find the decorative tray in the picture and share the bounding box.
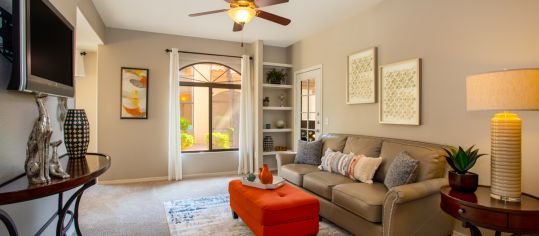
[241,176,285,190]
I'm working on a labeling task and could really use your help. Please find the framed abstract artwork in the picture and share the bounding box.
[121,67,149,119]
[379,58,421,125]
[347,47,377,104]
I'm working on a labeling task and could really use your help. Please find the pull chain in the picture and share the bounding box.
[241,24,245,48]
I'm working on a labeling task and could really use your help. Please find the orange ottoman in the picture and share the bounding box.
[228,179,320,236]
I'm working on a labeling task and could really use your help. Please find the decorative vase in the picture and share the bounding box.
[275,120,285,129]
[258,164,273,184]
[263,97,270,107]
[263,136,273,152]
[64,109,90,160]
[448,171,478,193]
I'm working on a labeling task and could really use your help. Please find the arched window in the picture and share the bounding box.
[179,63,241,152]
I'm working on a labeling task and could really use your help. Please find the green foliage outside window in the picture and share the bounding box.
[206,131,231,149]
[180,117,192,131]
[181,132,194,151]
[180,117,194,151]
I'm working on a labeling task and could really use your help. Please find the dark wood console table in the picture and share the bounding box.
[440,186,539,236]
[0,153,111,236]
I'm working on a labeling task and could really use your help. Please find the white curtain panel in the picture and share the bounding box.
[168,48,182,180]
[238,55,255,174]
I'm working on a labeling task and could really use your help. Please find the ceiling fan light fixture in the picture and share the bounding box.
[227,7,256,24]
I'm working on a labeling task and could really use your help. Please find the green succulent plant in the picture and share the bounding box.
[443,145,487,174]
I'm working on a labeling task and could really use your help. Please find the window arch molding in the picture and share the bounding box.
[179,62,241,89]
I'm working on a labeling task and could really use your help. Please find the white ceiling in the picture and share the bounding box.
[91,0,383,47]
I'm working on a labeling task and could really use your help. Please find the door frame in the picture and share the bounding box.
[294,64,323,148]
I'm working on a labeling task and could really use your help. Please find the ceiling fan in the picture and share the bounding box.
[189,0,291,32]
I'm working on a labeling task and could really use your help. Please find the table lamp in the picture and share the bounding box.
[467,69,539,202]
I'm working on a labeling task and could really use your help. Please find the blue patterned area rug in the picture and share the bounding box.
[164,194,351,236]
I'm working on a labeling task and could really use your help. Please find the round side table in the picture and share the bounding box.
[0,153,111,236]
[440,186,539,236]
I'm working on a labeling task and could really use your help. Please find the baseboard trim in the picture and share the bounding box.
[183,171,238,179]
[97,171,239,184]
[98,176,168,185]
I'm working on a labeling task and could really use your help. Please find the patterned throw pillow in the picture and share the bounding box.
[384,151,420,189]
[294,140,324,165]
[351,155,383,184]
[318,149,355,176]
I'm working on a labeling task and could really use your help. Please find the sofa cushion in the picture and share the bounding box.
[384,151,420,189]
[303,172,355,200]
[319,134,348,154]
[332,183,388,223]
[295,140,324,165]
[374,141,445,183]
[318,149,355,177]
[342,136,383,157]
[352,155,383,184]
[280,164,320,186]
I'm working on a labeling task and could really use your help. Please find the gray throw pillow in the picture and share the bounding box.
[384,151,420,189]
[295,140,323,165]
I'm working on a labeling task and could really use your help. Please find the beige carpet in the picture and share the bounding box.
[79,175,238,236]
[79,175,350,236]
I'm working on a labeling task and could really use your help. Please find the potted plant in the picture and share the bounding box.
[443,145,486,193]
[266,69,287,84]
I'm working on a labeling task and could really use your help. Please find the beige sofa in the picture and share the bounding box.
[276,134,454,236]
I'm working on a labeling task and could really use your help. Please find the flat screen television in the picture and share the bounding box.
[8,0,74,97]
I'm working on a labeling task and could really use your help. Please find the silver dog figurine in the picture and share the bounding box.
[49,140,70,179]
[26,93,52,184]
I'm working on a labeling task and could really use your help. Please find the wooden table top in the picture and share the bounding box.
[0,153,110,205]
[441,186,539,214]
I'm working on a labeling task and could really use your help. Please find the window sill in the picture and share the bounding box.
[181,149,239,154]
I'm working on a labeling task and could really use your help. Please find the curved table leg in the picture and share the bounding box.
[56,179,95,236]
[463,221,482,236]
[73,190,85,236]
[0,209,18,236]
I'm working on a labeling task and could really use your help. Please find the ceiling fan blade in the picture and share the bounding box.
[256,10,291,26]
[189,9,228,17]
[233,22,244,32]
[255,0,289,8]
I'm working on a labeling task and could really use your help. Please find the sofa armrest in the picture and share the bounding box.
[382,178,453,236]
[276,152,296,176]
[386,178,448,204]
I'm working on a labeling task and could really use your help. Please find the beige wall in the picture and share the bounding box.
[0,0,103,235]
[97,28,252,180]
[75,52,98,152]
[49,0,106,42]
[289,0,539,196]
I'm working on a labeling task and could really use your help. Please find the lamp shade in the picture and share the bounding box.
[227,7,256,24]
[466,69,539,111]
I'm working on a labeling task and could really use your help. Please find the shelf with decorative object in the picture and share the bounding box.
[254,45,295,175]
[263,106,293,111]
[262,83,293,89]
[263,129,292,133]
